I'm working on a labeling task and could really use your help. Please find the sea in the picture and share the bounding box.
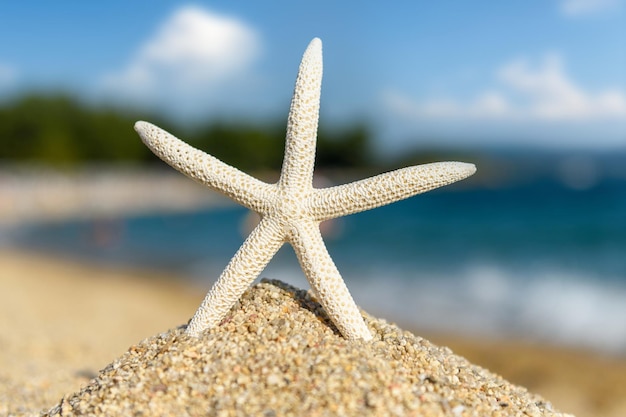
[6,166,626,356]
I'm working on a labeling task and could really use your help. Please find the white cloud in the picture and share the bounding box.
[0,62,17,87]
[560,0,623,16]
[384,54,626,123]
[498,55,626,120]
[101,6,260,113]
[387,90,512,120]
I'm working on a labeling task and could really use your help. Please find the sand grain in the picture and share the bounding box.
[44,280,572,417]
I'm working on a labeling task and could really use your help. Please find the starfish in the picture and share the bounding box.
[134,38,476,341]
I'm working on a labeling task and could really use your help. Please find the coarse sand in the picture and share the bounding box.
[3,250,626,417]
[43,280,571,417]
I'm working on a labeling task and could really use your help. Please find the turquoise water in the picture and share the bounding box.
[10,177,626,354]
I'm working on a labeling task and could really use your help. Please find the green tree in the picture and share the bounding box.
[0,93,374,170]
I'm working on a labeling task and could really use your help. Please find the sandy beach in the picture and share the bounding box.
[1,249,625,416]
[0,167,233,227]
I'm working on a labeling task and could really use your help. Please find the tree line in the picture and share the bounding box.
[0,94,373,171]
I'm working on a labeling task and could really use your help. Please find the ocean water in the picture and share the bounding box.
[9,178,626,355]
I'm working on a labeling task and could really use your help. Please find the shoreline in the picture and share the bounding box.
[0,165,234,227]
[1,248,625,416]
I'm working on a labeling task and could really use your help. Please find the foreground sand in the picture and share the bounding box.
[45,280,572,416]
[1,250,625,416]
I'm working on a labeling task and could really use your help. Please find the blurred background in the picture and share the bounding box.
[0,1,625,415]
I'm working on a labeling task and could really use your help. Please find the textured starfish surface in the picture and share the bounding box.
[135,38,476,340]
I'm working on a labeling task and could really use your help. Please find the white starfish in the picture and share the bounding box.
[134,38,476,341]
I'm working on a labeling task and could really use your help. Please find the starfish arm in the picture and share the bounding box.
[135,121,273,213]
[289,220,372,341]
[309,162,476,221]
[278,38,323,193]
[186,217,285,336]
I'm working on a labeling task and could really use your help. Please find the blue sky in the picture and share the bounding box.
[0,1,624,152]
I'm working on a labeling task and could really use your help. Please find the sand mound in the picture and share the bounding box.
[44,279,573,417]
